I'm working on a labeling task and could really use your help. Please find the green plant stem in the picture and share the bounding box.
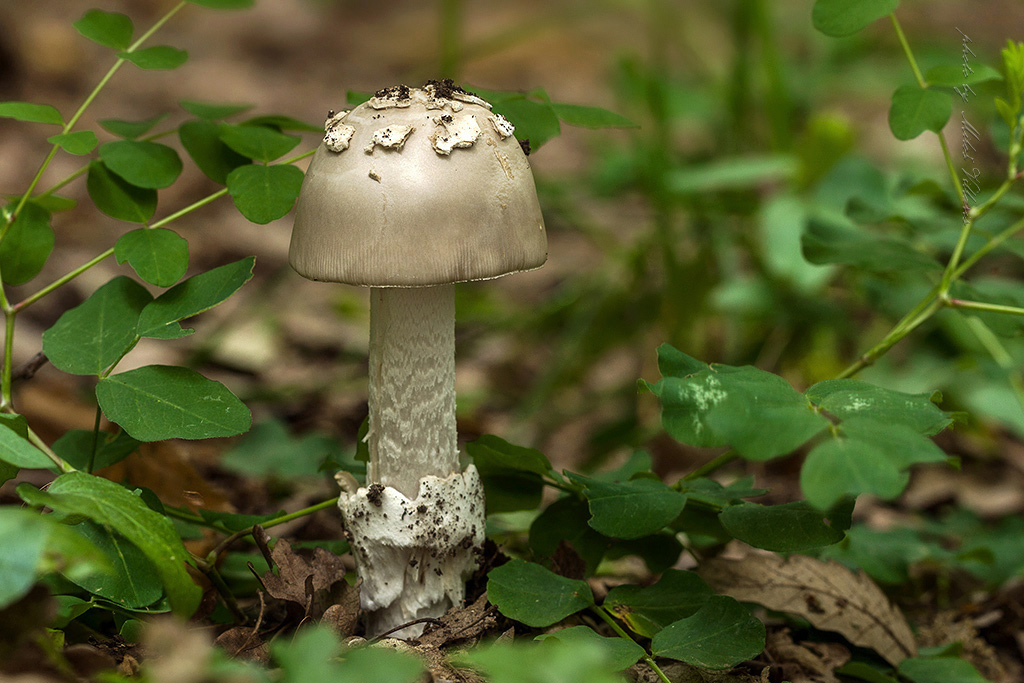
[889,14,926,87]
[682,449,738,481]
[27,425,75,473]
[207,496,340,563]
[939,217,975,293]
[695,214,1024,477]
[837,297,944,379]
[889,13,966,209]
[970,178,1015,219]
[1,308,13,408]
[38,165,89,199]
[438,0,463,79]
[966,317,1014,367]
[964,316,1024,416]
[592,604,671,683]
[3,2,188,232]
[193,555,247,624]
[938,133,968,209]
[947,298,1024,317]
[954,215,1024,277]
[87,405,103,474]
[37,127,186,200]
[12,249,114,313]
[13,184,234,314]
[153,188,228,229]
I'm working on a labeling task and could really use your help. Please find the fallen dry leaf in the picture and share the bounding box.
[765,629,849,683]
[699,554,916,667]
[215,626,269,663]
[255,529,350,620]
[321,579,362,638]
[417,592,502,649]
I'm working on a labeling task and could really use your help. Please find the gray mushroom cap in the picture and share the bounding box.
[290,82,547,287]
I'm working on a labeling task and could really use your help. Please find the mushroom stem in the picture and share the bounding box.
[368,285,458,497]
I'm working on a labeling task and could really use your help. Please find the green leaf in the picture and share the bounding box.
[273,628,424,683]
[47,130,98,155]
[487,559,594,627]
[227,164,304,224]
[459,639,622,683]
[22,194,75,213]
[0,414,54,469]
[0,459,15,488]
[994,96,1016,129]
[802,216,940,272]
[604,569,714,638]
[820,525,937,585]
[115,228,189,287]
[100,113,168,140]
[67,521,164,609]
[0,508,107,609]
[18,472,200,616]
[889,85,953,140]
[468,435,552,513]
[73,9,133,50]
[656,343,706,379]
[535,626,644,671]
[549,103,637,129]
[180,99,253,120]
[244,114,321,132]
[0,101,63,125]
[811,0,898,37]
[197,508,286,532]
[220,419,341,478]
[491,96,561,149]
[898,656,989,683]
[467,435,553,476]
[0,202,54,285]
[86,161,157,223]
[835,662,900,683]
[650,595,765,669]
[137,256,255,337]
[667,155,797,195]
[118,46,188,70]
[97,365,251,441]
[801,429,909,510]
[218,123,301,162]
[844,417,949,469]
[529,496,608,574]
[187,0,255,8]
[42,276,152,376]
[179,120,250,184]
[719,501,846,552]
[647,363,828,460]
[99,140,183,189]
[925,63,1003,87]
[608,533,684,575]
[568,473,687,539]
[52,429,140,471]
[679,476,767,508]
[806,379,951,435]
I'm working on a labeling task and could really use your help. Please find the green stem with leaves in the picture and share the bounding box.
[206,496,340,563]
[592,604,672,683]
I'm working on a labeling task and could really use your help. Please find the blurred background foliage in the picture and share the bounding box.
[0,0,1021,504]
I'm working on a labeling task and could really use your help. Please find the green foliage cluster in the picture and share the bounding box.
[0,0,1023,681]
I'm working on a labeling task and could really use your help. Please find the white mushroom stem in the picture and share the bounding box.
[368,285,458,497]
[345,284,483,639]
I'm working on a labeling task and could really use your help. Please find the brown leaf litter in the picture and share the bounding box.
[252,527,358,626]
[699,553,916,667]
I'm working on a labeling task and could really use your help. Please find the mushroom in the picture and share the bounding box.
[290,80,546,637]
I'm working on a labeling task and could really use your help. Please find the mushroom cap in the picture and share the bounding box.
[290,82,547,287]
